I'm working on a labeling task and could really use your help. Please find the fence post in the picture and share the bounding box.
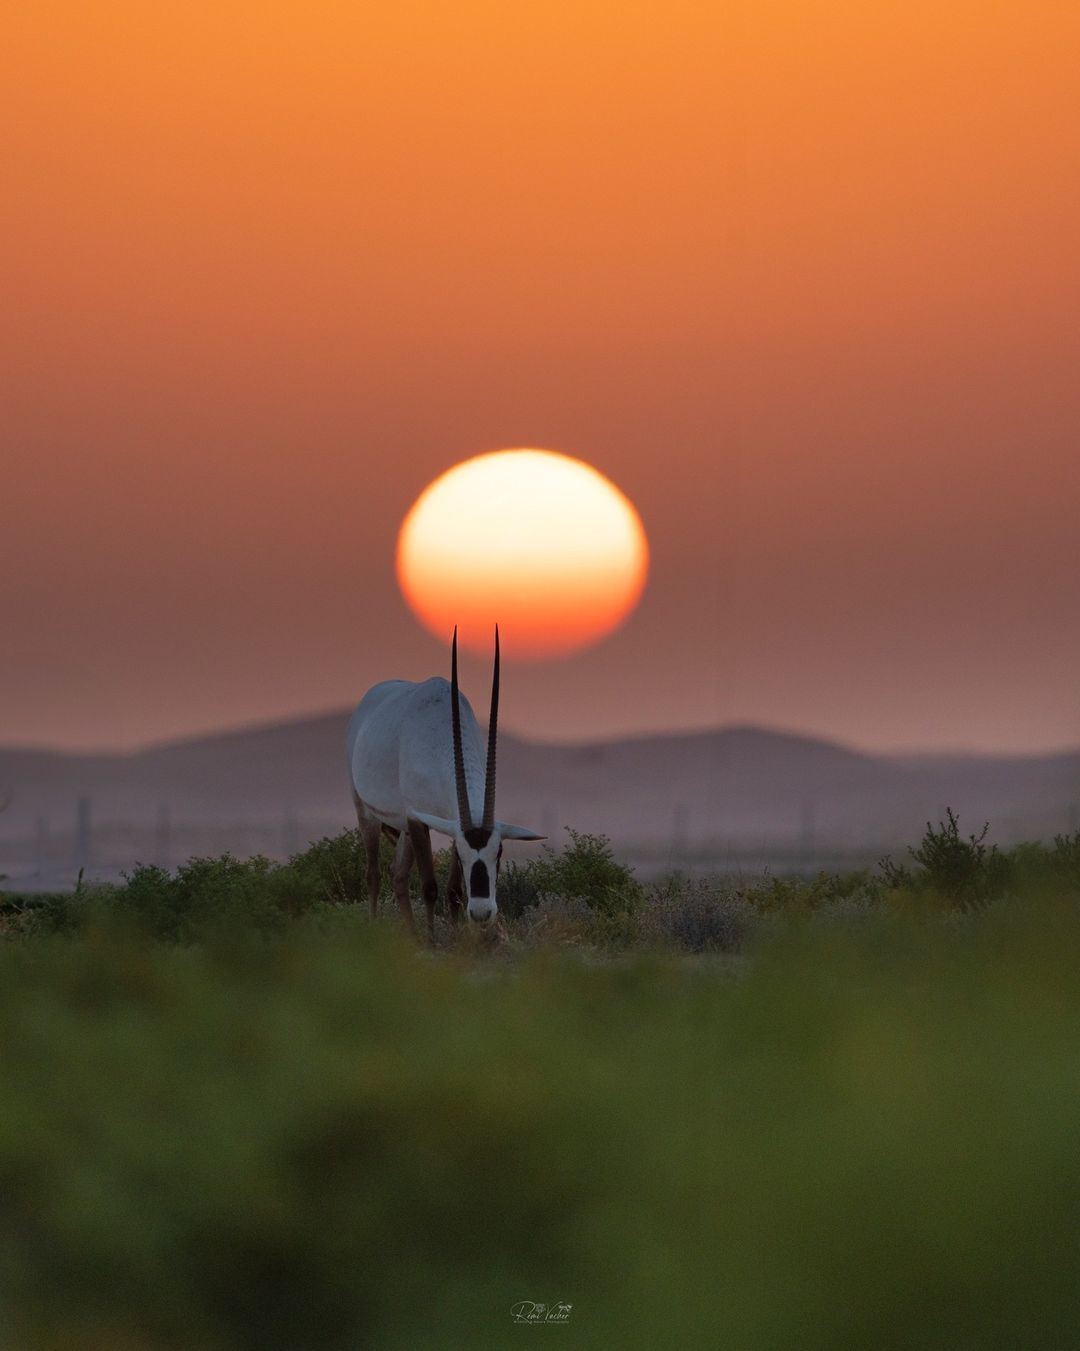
[799,799,817,867]
[75,796,92,869]
[155,804,172,871]
[35,817,50,874]
[282,809,299,860]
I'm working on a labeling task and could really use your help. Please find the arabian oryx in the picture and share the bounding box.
[346,627,544,935]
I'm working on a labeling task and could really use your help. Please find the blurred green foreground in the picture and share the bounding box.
[1,844,1079,1348]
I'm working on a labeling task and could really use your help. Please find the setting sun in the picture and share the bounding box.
[396,449,649,659]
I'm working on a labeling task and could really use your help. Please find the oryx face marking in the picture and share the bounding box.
[458,830,501,922]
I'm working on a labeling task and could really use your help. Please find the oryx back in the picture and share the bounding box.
[347,677,485,831]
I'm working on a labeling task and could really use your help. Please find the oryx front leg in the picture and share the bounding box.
[390,830,417,934]
[408,819,439,940]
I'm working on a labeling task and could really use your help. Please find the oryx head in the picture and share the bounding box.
[414,627,544,922]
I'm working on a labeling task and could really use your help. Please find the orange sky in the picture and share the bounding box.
[3,1,1078,752]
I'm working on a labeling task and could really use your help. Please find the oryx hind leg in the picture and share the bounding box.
[353,794,383,920]
[390,829,417,934]
[407,818,440,941]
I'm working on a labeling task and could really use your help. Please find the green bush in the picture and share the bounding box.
[498,829,642,918]
[21,830,651,941]
[24,834,407,944]
[880,808,1010,909]
[16,817,1076,951]
[284,827,370,906]
[29,855,293,943]
[1048,829,1080,890]
[740,868,879,916]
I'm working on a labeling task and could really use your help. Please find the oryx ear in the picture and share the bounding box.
[496,821,547,842]
[410,811,460,838]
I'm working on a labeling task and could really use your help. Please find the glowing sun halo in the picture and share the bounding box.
[396,449,649,659]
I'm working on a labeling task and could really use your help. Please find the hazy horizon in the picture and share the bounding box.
[3,701,1078,762]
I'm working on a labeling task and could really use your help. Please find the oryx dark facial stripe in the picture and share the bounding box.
[463,826,493,850]
[469,860,490,898]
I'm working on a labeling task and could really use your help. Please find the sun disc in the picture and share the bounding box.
[396,448,649,659]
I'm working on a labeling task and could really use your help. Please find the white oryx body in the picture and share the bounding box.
[347,677,486,834]
[346,630,543,934]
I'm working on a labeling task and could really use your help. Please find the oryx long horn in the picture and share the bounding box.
[450,627,473,831]
[482,625,500,830]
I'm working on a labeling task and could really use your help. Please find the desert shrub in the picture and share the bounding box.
[26,880,124,937]
[25,830,643,939]
[881,809,1009,910]
[30,854,333,944]
[739,868,879,916]
[643,876,756,953]
[996,832,1080,902]
[494,857,544,918]
[285,828,371,906]
[0,892,54,942]
[18,818,1073,955]
[1005,841,1055,898]
[878,853,916,889]
[510,894,642,949]
[511,894,598,943]
[807,889,891,929]
[1049,830,1080,890]
[498,829,642,918]
[139,854,293,937]
[26,833,413,943]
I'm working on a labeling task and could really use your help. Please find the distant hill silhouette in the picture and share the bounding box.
[1,713,1078,887]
